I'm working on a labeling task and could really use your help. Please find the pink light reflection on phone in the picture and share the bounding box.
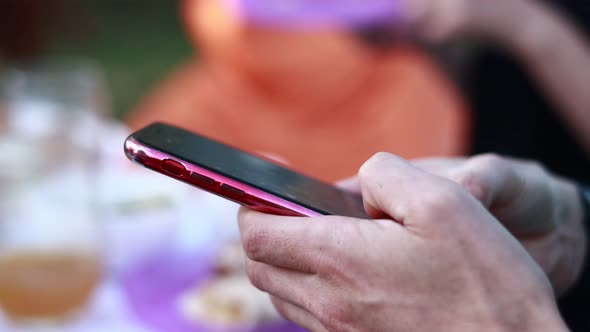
[124,137,323,218]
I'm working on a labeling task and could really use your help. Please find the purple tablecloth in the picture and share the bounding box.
[122,251,306,332]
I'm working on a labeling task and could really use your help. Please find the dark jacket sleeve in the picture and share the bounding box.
[558,184,590,331]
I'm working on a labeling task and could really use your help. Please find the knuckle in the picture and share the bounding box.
[470,153,505,169]
[242,224,270,261]
[517,159,548,184]
[469,153,512,180]
[315,301,351,332]
[245,260,268,291]
[359,152,395,178]
[523,160,548,176]
[454,172,488,203]
[270,296,288,316]
[454,153,508,203]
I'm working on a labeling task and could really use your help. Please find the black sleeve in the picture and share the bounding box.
[557,184,590,331]
[550,0,590,35]
[468,0,590,183]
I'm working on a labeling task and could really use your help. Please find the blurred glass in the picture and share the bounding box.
[0,59,108,326]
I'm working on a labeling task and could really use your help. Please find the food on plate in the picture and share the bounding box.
[179,241,282,327]
[178,274,280,326]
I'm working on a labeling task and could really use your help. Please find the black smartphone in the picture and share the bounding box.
[124,123,368,218]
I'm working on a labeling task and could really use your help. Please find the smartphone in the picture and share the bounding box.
[124,123,368,218]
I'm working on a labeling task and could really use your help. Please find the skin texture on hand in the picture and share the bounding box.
[238,153,568,332]
[411,154,588,297]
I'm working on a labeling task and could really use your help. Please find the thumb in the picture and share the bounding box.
[335,176,361,193]
[358,152,447,225]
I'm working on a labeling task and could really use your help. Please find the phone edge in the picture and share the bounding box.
[123,136,323,218]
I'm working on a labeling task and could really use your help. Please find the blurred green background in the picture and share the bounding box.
[64,0,193,119]
[2,0,194,119]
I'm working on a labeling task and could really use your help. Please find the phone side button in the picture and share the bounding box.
[162,159,186,177]
[220,184,245,197]
[190,173,216,186]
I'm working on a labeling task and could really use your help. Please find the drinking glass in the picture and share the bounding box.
[0,59,108,326]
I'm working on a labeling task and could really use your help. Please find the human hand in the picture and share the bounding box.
[339,154,588,296]
[410,154,587,296]
[238,153,567,332]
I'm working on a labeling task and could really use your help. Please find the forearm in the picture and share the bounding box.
[473,0,590,154]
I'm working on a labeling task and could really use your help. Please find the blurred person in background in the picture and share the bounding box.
[401,0,590,184]
[126,0,470,183]
[127,0,590,186]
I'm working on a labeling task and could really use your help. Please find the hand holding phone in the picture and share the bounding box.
[124,123,367,218]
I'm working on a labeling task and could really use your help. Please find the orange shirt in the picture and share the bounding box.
[126,0,470,182]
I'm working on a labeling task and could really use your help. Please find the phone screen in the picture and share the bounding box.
[132,123,367,218]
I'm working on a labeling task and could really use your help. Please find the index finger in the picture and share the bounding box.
[238,207,355,273]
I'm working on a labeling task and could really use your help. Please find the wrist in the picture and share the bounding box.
[547,178,588,296]
[523,304,570,332]
[560,179,587,283]
[528,308,570,332]
[477,292,568,332]
[500,294,569,332]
